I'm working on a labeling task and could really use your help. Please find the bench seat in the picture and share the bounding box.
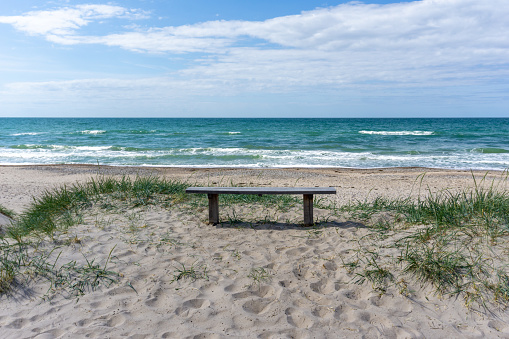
[186,187,336,225]
[186,187,336,195]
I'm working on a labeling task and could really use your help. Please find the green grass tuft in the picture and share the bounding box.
[0,204,15,219]
[9,175,191,238]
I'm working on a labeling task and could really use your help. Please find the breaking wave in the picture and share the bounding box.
[359,131,434,136]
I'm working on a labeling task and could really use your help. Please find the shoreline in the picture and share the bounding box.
[1,163,506,171]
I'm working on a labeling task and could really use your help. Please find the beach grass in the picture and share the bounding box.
[1,175,192,297]
[171,262,209,283]
[0,204,15,219]
[248,267,272,286]
[11,176,191,238]
[338,174,509,309]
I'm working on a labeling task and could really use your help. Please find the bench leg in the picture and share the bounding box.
[208,194,219,225]
[303,194,313,226]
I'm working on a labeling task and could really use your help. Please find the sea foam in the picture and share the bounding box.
[11,132,43,136]
[359,131,434,136]
[80,130,106,135]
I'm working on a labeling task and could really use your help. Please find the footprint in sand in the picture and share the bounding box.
[344,310,372,324]
[368,313,397,330]
[322,260,338,271]
[284,247,310,257]
[333,304,352,320]
[199,282,222,295]
[223,279,254,293]
[76,318,94,327]
[341,289,360,300]
[285,308,314,329]
[175,299,211,317]
[192,334,222,339]
[6,318,30,329]
[259,329,306,339]
[368,295,412,317]
[89,300,108,309]
[233,285,275,299]
[107,286,136,297]
[255,285,275,298]
[242,299,273,315]
[453,324,483,337]
[312,306,334,319]
[232,314,257,330]
[232,290,254,299]
[12,311,28,318]
[185,298,211,309]
[394,326,426,338]
[106,314,127,327]
[115,249,137,258]
[97,234,115,242]
[143,246,158,255]
[310,278,336,294]
[33,329,65,339]
[146,294,172,308]
[488,320,509,333]
[242,250,265,261]
[292,266,313,280]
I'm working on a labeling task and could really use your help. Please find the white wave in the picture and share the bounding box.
[228,132,241,135]
[48,145,67,150]
[74,146,112,151]
[80,130,106,135]
[1,145,508,170]
[0,149,68,159]
[359,131,434,136]
[171,148,247,155]
[11,132,43,136]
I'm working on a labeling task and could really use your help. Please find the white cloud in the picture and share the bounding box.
[21,0,504,79]
[89,32,234,54]
[0,0,508,111]
[80,0,509,56]
[0,4,147,36]
[3,0,508,56]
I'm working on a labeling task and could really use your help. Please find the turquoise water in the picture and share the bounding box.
[1,118,508,170]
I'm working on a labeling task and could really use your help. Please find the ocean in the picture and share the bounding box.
[1,118,508,170]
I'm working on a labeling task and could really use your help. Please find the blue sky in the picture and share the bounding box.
[0,0,508,118]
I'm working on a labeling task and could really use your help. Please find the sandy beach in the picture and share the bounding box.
[1,165,509,338]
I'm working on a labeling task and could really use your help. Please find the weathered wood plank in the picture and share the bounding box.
[208,194,219,225]
[186,187,336,195]
[303,194,313,226]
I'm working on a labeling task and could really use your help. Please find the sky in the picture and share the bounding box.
[0,0,508,118]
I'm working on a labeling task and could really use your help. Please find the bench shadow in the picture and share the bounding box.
[212,220,366,231]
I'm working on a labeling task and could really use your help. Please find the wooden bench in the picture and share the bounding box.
[185,187,337,226]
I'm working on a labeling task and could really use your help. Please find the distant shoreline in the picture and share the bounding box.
[0,163,504,172]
